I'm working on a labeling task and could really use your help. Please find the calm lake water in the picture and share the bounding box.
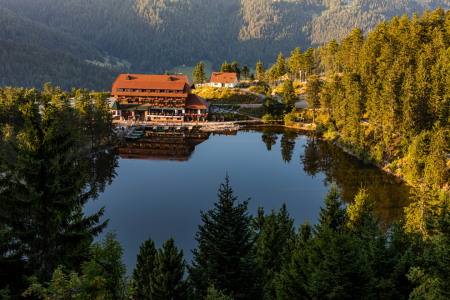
[83,127,411,274]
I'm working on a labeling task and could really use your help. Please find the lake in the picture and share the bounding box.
[83,126,411,274]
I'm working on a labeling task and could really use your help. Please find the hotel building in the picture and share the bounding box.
[110,74,211,122]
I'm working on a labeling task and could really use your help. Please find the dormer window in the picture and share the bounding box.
[126,75,131,80]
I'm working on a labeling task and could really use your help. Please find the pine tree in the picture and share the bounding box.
[317,183,347,232]
[221,61,232,73]
[253,204,295,299]
[0,101,108,281]
[307,228,372,300]
[188,175,264,299]
[256,61,265,81]
[241,65,250,81]
[282,79,297,111]
[346,188,374,233]
[276,52,286,78]
[305,74,322,123]
[132,237,157,300]
[231,61,240,80]
[193,61,207,85]
[150,237,189,300]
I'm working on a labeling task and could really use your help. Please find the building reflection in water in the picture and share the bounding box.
[117,129,237,161]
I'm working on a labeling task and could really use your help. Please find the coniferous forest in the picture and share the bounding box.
[2,1,450,299]
[0,0,441,86]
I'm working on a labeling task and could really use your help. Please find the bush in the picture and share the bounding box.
[262,114,274,124]
[316,122,327,134]
[324,129,339,141]
[284,113,296,126]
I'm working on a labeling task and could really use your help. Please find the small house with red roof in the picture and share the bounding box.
[209,72,238,88]
[110,74,210,122]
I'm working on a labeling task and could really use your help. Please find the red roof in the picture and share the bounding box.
[210,72,237,84]
[114,92,188,98]
[185,94,211,110]
[111,74,193,96]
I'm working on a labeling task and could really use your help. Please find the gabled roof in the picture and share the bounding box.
[109,101,122,109]
[111,74,194,95]
[210,72,237,84]
[185,94,211,110]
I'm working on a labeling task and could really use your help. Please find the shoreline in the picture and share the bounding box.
[241,123,412,186]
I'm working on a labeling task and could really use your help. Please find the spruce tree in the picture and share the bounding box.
[276,52,286,78]
[132,237,157,300]
[0,101,108,281]
[231,61,240,80]
[241,65,250,81]
[317,183,347,232]
[282,79,297,111]
[305,74,322,123]
[221,61,232,73]
[188,175,264,299]
[256,61,265,81]
[346,188,374,233]
[150,237,189,300]
[307,228,372,300]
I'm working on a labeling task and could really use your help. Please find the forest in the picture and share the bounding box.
[0,0,432,78]
[0,39,119,91]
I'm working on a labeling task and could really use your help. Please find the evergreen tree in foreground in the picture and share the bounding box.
[282,79,297,112]
[132,237,157,300]
[188,175,264,299]
[150,237,189,300]
[0,101,108,282]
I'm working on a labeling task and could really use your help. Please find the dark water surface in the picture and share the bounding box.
[84,127,411,274]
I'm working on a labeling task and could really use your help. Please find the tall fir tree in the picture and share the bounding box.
[276,52,286,78]
[256,61,265,81]
[305,74,322,123]
[150,237,189,300]
[0,101,108,282]
[221,61,232,73]
[132,237,157,300]
[231,61,241,80]
[282,79,297,112]
[188,175,264,299]
[241,65,250,81]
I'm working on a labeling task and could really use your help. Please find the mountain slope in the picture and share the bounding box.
[0,39,119,91]
[0,7,104,62]
[0,0,430,74]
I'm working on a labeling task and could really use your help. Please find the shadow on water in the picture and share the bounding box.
[249,126,411,225]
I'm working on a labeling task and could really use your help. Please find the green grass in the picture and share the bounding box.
[168,60,213,81]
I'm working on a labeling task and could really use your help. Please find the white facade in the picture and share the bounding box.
[210,78,238,88]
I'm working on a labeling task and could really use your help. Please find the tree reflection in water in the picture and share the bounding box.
[257,127,410,225]
[261,127,278,151]
[300,133,411,225]
[280,129,296,163]
[84,149,120,200]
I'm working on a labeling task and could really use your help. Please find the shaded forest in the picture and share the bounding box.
[0,39,119,91]
[0,0,430,77]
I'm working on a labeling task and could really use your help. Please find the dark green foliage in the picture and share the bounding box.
[150,237,189,300]
[0,39,119,92]
[0,101,108,283]
[132,237,157,300]
[305,74,322,123]
[252,204,296,299]
[282,79,297,112]
[307,227,372,300]
[193,61,207,84]
[317,183,347,232]
[221,61,232,73]
[188,175,264,299]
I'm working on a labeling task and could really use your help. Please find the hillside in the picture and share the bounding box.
[0,0,428,75]
[0,7,104,62]
[0,39,119,91]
